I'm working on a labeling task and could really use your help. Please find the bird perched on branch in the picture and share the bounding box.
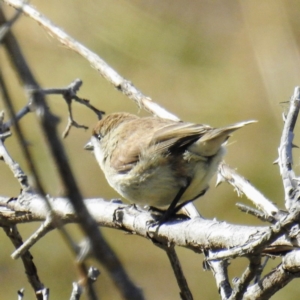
[84,112,255,224]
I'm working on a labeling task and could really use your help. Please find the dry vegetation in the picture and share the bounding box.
[1,1,300,299]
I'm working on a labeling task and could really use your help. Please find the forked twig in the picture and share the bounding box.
[42,79,104,138]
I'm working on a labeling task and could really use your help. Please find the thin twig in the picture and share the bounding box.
[62,99,89,138]
[42,79,104,138]
[42,79,104,118]
[0,108,30,191]
[163,244,193,300]
[3,105,32,130]
[11,216,54,259]
[254,257,269,283]
[0,135,30,191]
[236,203,277,224]
[229,256,261,300]
[3,225,45,300]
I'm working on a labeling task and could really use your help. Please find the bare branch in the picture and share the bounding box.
[41,79,105,138]
[3,105,31,130]
[229,256,261,300]
[278,87,300,210]
[244,252,300,299]
[217,162,279,218]
[3,225,45,300]
[236,203,277,224]
[11,216,54,259]
[0,106,30,192]
[254,257,269,283]
[42,79,104,119]
[2,2,300,299]
[208,205,300,261]
[206,252,232,300]
[0,136,30,191]
[0,195,298,254]
[163,244,193,300]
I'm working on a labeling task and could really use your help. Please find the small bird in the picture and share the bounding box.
[84,112,255,223]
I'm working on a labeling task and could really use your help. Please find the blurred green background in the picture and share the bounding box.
[1,0,300,299]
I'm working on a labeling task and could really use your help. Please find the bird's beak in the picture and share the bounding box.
[84,141,94,151]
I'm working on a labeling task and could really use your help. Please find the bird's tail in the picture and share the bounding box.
[189,120,256,156]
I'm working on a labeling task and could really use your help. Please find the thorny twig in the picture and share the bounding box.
[236,203,277,224]
[217,162,279,218]
[41,79,104,138]
[278,87,300,210]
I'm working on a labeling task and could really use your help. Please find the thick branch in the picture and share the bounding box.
[0,194,298,254]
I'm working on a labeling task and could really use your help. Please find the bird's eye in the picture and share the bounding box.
[92,133,103,140]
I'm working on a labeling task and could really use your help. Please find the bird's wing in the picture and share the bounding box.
[150,122,211,154]
[109,119,204,172]
[152,120,256,156]
[110,118,256,172]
